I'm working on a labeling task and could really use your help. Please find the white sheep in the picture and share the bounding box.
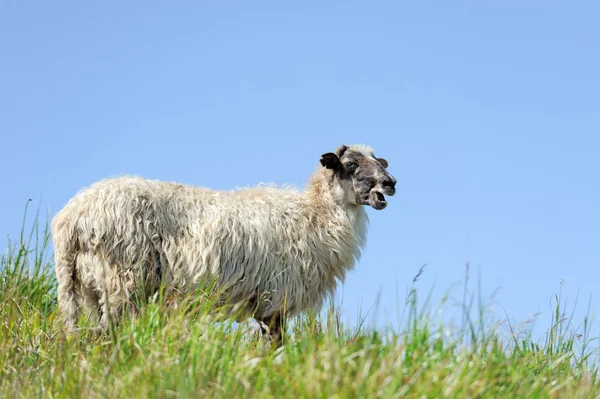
[51,144,397,344]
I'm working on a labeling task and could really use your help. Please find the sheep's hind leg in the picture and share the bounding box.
[95,271,131,333]
[80,282,100,324]
[97,287,132,333]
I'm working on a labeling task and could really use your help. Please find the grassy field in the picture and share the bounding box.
[1,213,599,398]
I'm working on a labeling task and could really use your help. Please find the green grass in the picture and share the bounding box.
[1,209,599,398]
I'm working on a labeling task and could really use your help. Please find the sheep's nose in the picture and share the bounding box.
[382,177,396,188]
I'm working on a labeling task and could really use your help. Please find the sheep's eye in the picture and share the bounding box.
[344,161,358,171]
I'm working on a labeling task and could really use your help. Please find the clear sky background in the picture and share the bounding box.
[1,2,598,340]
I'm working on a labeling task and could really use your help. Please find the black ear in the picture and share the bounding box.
[377,157,389,168]
[320,152,342,170]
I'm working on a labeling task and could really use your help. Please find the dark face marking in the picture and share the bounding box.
[321,145,397,210]
[336,145,349,158]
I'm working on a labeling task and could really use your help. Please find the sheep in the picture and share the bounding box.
[51,144,397,344]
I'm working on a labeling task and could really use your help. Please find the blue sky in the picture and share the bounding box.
[1,2,599,339]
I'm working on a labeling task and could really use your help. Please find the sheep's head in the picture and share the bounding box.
[320,144,396,210]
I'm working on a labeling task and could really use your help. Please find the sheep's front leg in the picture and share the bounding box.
[257,312,286,348]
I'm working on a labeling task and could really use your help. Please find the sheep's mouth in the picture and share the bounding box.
[369,190,388,210]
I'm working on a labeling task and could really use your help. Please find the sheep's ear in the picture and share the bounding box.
[320,152,342,170]
[377,158,389,168]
